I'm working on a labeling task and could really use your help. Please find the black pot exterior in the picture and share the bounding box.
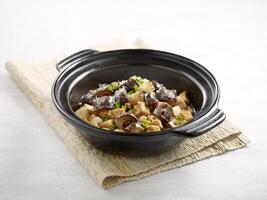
[52,49,226,153]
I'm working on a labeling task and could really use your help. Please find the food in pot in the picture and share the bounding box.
[75,76,195,133]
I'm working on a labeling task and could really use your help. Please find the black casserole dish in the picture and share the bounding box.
[52,49,225,152]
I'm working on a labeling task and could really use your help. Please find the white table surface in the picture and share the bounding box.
[1,0,267,199]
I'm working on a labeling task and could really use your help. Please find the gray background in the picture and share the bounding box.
[1,0,267,199]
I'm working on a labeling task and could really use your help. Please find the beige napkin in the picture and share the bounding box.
[5,40,249,189]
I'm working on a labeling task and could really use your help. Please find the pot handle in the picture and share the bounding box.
[56,49,99,72]
[173,108,226,137]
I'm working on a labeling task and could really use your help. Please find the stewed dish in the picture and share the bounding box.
[75,75,195,133]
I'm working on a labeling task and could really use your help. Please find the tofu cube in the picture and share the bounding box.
[99,119,114,129]
[108,108,126,119]
[134,101,151,116]
[172,105,182,116]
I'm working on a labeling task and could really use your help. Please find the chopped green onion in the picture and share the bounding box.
[114,101,127,109]
[111,82,119,87]
[106,82,119,92]
[134,85,139,92]
[136,77,144,85]
[106,85,113,92]
[127,84,139,94]
[102,115,110,122]
[142,119,151,128]
[176,114,184,125]
[114,101,121,109]
[111,123,117,130]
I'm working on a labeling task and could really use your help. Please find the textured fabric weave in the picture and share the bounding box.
[5,40,249,189]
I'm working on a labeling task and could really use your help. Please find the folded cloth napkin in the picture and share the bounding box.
[5,39,249,189]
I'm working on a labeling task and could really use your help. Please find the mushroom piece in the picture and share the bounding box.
[123,79,138,92]
[114,87,128,104]
[153,102,174,122]
[94,108,109,118]
[95,89,113,97]
[94,82,118,97]
[125,122,144,133]
[166,99,177,107]
[163,120,176,128]
[152,80,164,90]
[144,93,159,111]
[80,91,96,105]
[114,114,138,130]
[155,87,177,106]
[93,96,114,110]
[81,84,113,104]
